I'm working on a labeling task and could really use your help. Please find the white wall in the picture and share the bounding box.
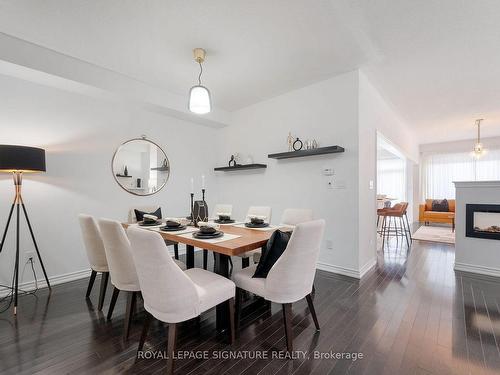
[358,72,419,271]
[0,74,218,289]
[214,71,362,277]
[454,181,500,277]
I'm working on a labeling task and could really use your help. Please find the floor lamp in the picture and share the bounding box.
[0,145,51,315]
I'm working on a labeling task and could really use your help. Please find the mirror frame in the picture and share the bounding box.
[111,137,170,196]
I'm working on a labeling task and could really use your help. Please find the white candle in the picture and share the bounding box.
[190,177,194,193]
[202,175,205,189]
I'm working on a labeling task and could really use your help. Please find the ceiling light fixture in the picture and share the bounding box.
[188,48,212,114]
[472,118,485,158]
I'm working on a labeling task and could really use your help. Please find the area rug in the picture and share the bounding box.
[412,225,455,244]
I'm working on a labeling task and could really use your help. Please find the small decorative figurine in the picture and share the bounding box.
[287,132,294,151]
[312,139,318,149]
[293,137,303,151]
[228,155,236,167]
[124,165,128,176]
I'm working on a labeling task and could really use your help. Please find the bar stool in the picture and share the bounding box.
[379,202,411,248]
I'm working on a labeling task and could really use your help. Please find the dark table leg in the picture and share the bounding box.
[214,252,230,331]
[186,245,195,269]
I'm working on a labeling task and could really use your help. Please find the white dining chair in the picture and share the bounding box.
[232,219,325,352]
[97,218,143,339]
[78,214,109,311]
[237,206,272,268]
[128,206,180,260]
[127,226,236,375]
[212,203,233,218]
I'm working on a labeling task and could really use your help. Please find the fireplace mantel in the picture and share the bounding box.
[454,180,500,188]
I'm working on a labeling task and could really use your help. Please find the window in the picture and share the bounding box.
[421,149,500,199]
[377,157,406,202]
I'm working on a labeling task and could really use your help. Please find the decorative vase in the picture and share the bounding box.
[124,165,128,176]
[293,138,303,151]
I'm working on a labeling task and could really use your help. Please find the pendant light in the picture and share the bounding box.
[472,118,485,158]
[188,48,212,114]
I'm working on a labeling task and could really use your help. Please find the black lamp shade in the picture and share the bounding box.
[0,145,46,172]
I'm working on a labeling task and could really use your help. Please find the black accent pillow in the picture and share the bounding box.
[134,207,162,222]
[431,199,449,212]
[253,230,291,278]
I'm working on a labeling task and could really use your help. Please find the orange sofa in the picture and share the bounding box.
[419,199,455,225]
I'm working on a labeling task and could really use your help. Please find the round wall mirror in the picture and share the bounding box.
[112,138,170,196]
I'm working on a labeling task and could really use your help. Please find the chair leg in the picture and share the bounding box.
[97,272,109,311]
[405,213,412,242]
[124,291,137,340]
[306,293,320,331]
[229,257,233,274]
[241,257,250,268]
[166,323,177,375]
[282,303,293,352]
[173,243,179,260]
[86,270,97,298]
[228,297,235,345]
[107,287,120,320]
[203,249,208,270]
[401,217,410,247]
[235,287,242,335]
[381,216,387,249]
[137,312,153,353]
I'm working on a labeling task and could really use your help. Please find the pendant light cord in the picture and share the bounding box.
[198,62,203,86]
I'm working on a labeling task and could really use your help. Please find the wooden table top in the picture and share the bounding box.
[123,223,283,256]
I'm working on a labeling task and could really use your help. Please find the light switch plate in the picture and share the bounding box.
[369,180,374,190]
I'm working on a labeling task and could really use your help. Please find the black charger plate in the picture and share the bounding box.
[160,225,187,232]
[138,220,163,227]
[193,231,224,239]
[214,219,235,224]
[245,222,269,228]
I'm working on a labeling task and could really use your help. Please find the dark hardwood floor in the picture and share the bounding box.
[1,237,500,374]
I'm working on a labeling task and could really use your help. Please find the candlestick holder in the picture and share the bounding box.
[186,193,194,223]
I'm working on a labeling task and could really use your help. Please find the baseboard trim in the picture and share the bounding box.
[0,268,91,297]
[317,262,358,279]
[359,258,377,278]
[454,262,500,278]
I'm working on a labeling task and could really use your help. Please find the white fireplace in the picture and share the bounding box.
[454,181,500,277]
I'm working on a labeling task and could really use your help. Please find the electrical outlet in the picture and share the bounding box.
[25,251,35,264]
[326,239,334,249]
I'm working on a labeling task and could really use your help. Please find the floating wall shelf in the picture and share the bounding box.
[214,163,267,172]
[116,174,132,178]
[268,146,345,160]
[151,167,169,171]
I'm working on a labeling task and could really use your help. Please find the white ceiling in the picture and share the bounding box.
[0,0,499,143]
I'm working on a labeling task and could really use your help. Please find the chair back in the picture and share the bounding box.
[78,214,108,272]
[97,219,140,291]
[245,206,272,223]
[128,206,161,223]
[280,208,313,226]
[127,227,199,323]
[266,219,325,303]
[213,204,233,217]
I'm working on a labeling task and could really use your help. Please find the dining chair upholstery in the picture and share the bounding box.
[127,226,236,374]
[78,214,109,310]
[213,204,233,217]
[98,218,142,339]
[245,206,272,223]
[280,208,313,227]
[98,218,141,292]
[79,214,108,272]
[233,219,325,352]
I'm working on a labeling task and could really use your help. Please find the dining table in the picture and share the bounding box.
[123,221,287,331]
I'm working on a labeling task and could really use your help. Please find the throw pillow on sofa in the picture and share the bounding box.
[431,199,449,212]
